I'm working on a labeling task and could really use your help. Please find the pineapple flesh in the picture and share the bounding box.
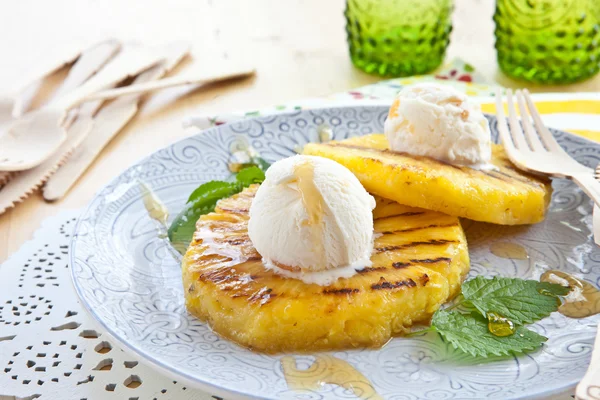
[182,185,469,353]
[303,134,552,225]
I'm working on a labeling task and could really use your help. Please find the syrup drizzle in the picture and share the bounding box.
[294,160,327,267]
[540,270,600,318]
[489,242,528,260]
[281,355,382,400]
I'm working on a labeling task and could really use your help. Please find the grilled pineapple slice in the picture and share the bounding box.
[182,185,469,353]
[303,134,552,225]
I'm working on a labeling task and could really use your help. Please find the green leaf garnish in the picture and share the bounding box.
[229,155,271,173]
[462,276,569,325]
[235,166,266,186]
[168,166,266,253]
[186,181,238,204]
[416,276,571,358]
[169,181,239,253]
[431,310,547,358]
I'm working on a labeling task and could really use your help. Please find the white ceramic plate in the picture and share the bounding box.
[71,106,600,399]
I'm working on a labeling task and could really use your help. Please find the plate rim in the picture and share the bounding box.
[69,104,597,400]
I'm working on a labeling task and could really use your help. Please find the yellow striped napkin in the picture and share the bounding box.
[480,93,600,142]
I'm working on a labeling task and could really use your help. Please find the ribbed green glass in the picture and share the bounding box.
[345,0,453,77]
[495,0,600,84]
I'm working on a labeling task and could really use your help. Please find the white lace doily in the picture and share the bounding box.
[0,210,217,400]
[0,210,578,400]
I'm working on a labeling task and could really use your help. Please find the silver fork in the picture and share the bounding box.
[495,88,600,207]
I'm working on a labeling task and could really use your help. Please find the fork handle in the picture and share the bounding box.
[575,322,600,399]
[572,173,600,208]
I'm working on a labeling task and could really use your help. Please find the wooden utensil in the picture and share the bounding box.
[594,165,600,247]
[0,40,123,213]
[0,44,84,122]
[43,43,190,201]
[576,325,600,399]
[52,39,121,126]
[0,43,189,214]
[495,88,600,206]
[82,65,256,101]
[0,47,165,172]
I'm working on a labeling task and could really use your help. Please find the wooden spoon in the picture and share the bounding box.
[0,47,165,171]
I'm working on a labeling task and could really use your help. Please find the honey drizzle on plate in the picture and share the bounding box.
[140,182,169,227]
[489,242,528,260]
[281,355,382,400]
[540,270,600,318]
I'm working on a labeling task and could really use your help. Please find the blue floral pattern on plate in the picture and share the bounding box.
[71,106,600,399]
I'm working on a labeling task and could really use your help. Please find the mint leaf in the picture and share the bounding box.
[462,276,567,325]
[431,310,547,358]
[187,180,238,203]
[230,156,271,173]
[170,181,239,253]
[235,166,265,187]
[250,156,271,172]
[169,166,267,254]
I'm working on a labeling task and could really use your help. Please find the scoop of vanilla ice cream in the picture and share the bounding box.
[384,83,492,168]
[248,155,376,285]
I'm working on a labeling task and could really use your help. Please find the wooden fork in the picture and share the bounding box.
[495,88,600,207]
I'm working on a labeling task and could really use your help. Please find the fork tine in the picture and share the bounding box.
[516,90,546,152]
[523,89,565,154]
[505,89,530,151]
[494,87,519,156]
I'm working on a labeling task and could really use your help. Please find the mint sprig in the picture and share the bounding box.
[422,276,569,358]
[168,166,266,253]
[432,310,547,358]
[462,276,570,325]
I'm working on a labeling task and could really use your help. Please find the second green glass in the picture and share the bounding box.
[495,0,600,84]
[345,0,453,77]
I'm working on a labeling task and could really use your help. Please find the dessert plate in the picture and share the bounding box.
[71,106,600,400]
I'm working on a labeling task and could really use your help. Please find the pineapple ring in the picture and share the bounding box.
[303,134,552,225]
[182,185,469,353]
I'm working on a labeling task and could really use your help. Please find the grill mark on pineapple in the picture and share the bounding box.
[357,266,387,274]
[479,168,533,185]
[222,236,251,245]
[324,142,548,188]
[412,257,452,264]
[501,165,548,187]
[392,257,451,269]
[329,143,466,170]
[493,169,533,184]
[393,257,449,268]
[248,287,275,305]
[380,149,464,170]
[371,277,417,290]
[380,223,459,234]
[375,239,457,253]
[374,212,425,222]
[322,288,360,295]
[217,207,250,215]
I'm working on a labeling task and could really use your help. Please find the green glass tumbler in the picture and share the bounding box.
[495,0,600,84]
[345,0,453,77]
